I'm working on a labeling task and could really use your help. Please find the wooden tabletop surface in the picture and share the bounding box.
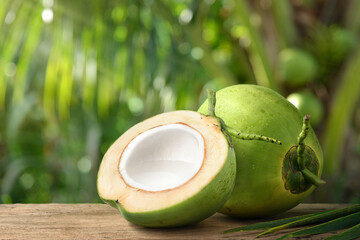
[0,203,348,239]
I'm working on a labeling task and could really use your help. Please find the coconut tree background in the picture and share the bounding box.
[0,0,359,204]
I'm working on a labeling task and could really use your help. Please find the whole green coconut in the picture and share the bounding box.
[198,85,324,218]
[278,48,318,87]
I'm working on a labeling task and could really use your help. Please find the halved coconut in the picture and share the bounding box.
[97,111,236,227]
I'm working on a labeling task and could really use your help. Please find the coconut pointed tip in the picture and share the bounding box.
[301,169,326,187]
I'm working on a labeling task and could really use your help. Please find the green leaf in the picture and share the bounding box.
[278,211,360,239]
[257,204,360,237]
[233,0,278,91]
[223,210,329,233]
[322,46,360,174]
[326,223,360,240]
[271,0,297,48]
[12,4,43,105]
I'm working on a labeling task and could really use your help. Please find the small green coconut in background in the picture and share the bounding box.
[198,85,325,218]
[287,91,324,127]
[330,26,355,64]
[278,48,318,87]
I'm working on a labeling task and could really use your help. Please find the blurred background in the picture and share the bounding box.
[0,0,359,204]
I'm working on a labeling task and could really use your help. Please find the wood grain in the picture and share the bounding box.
[0,203,348,239]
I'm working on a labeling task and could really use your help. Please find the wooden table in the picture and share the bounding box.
[0,203,347,239]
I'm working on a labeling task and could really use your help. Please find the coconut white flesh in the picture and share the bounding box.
[97,111,230,212]
[119,124,204,191]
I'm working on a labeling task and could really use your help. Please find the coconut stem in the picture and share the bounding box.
[207,89,216,117]
[206,89,282,145]
[226,125,282,145]
[297,114,325,187]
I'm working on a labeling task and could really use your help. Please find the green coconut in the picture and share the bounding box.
[97,110,236,227]
[287,91,324,127]
[198,85,324,218]
[278,48,318,87]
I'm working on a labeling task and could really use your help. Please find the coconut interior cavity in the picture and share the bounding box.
[119,124,205,191]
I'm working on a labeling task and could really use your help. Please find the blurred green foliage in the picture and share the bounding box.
[0,0,359,204]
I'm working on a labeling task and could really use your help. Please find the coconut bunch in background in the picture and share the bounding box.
[97,84,325,227]
[278,25,356,130]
